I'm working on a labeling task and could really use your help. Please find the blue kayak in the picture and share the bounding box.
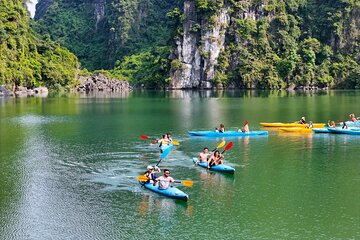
[188,130,268,137]
[192,157,235,174]
[140,182,188,201]
[327,128,360,135]
[312,127,331,133]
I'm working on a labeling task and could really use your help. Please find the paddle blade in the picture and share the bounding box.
[181,180,193,187]
[151,140,157,144]
[217,140,226,149]
[224,142,233,151]
[140,135,149,139]
[161,146,172,160]
[172,140,180,145]
[137,175,149,182]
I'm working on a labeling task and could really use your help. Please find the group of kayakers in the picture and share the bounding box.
[297,113,360,129]
[141,132,230,191]
[141,133,177,190]
[215,121,250,133]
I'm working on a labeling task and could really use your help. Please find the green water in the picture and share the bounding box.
[1,90,360,239]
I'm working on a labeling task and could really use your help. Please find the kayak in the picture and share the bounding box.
[260,122,326,128]
[339,121,360,127]
[279,127,312,133]
[188,130,268,137]
[192,157,235,174]
[327,128,360,135]
[312,128,331,133]
[140,182,189,201]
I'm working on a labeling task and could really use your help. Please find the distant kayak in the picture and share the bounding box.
[260,122,326,128]
[188,130,268,137]
[140,182,188,201]
[192,157,235,174]
[312,127,331,133]
[339,121,360,127]
[279,127,312,133]
[327,128,360,135]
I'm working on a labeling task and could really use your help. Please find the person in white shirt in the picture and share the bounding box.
[153,169,174,190]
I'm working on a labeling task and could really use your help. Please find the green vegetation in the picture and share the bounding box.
[33,0,182,70]
[111,47,171,89]
[0,0,79,89]
[3,0,358,89]
[214,0,360,89]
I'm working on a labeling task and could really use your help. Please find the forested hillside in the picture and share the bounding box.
[30,0,360,88]
[0,0,79,89]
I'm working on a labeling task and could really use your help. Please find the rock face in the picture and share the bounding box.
[169,1,229,89]
[76,73,132,93]
[0,86,14,97]
[0,85,49,97]
[34,0,54,20]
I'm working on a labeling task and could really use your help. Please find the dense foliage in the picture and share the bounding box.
[0,0,79,89]
[33,0,360,89]
[34,0,181,71]
[203,0,360,89]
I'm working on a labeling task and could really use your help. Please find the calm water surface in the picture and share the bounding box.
[1,90,360,239]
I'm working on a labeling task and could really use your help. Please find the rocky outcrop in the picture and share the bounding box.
[0,86,14,97]
[76,73,132,93]
[169,1,229,89]
[34,0,54,20]
[170,1,200,89]
[0,86,49,97]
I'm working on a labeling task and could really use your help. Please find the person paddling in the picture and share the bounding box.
[208,150,224,168]
[153,169,175,190]
[238,121,249,132]
[215,123,225,133]
[328,120,336,128]
[196,147,210,165]
[144,165,161,183]
[157,134,171,152]
[349,113,356,122]
[298,117,306,124]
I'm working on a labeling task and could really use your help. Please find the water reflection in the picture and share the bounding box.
[137,193,192,217]
[130,89,343,99]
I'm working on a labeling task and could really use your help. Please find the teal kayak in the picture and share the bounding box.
[140,182,188,201]
[327,128,360,135]
[192,157,235,174]
[188,130,268,137]
[340,121,360,127]
[312,127,331,133]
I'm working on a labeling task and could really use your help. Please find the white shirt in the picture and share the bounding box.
[156,176,174,189]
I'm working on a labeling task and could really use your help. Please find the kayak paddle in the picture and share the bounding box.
[174,180,193,187]
[212,140,226,152]
[140,135,180,145]
[140,135,149,139]
[221,142,233,154]
[137,176,193,187]
[155,145,172,166]
[138,175,150,182]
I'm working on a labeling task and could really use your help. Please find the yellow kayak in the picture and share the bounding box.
[260,122,326,128]
[279,127,313,133]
